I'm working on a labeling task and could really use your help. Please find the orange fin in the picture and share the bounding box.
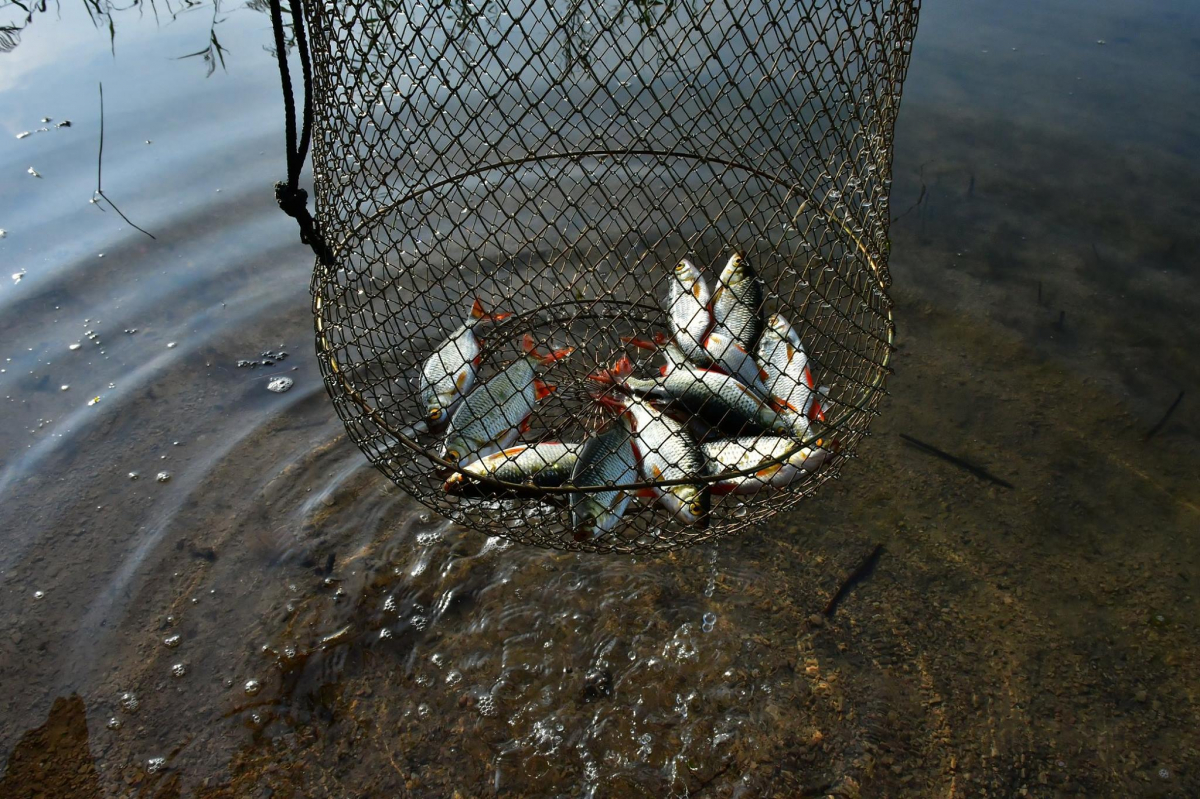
[621,336,659,351]
[471,298,511,322]
[770,397,801,414]
[522,335,573,365]
[519,417,532,433]
[804,365,815,389]
[633,488,658,499]
[612,355,634,380]
[587,369,614,385]
[533,379,556,400]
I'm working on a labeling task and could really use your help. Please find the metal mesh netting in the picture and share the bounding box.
[302,0,919,552]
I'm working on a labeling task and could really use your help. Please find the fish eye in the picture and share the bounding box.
[429,408,442,421]
[446,449,460,463]
[689,501,706,516]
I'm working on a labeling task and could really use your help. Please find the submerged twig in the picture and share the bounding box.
[899,433,1014,489]
[1144,390,1184,442]
[95,82,156,239]
[823,543,884,617]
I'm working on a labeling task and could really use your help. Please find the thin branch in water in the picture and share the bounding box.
[1144,390,1184,442]
[899,433,1013,489]
[95,82,156,239]
[823,543,884,617]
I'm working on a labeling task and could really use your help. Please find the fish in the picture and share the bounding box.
[590,354,798,438]
[710,252,765,351]
[666,258,714,366]
[440,335,571,468]
[569,413,638,540]
[703,436,832,495]
[756,313,825,421]
[443,442,580,495]
[598,394,709,527]
[701,327,773,398]
[418,298,511,426]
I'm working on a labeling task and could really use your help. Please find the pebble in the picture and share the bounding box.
[244,679,261,696]
[267,376,294,393]
[156,471,171,483]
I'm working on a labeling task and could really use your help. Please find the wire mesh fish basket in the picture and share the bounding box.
[295,0,920,552]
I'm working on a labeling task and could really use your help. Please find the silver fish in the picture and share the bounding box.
[703,436,832,495]
[710,252,765,350]
[667,258,713,366]
[619,396,709,526]
[757,313,826,421]
[440,335,568,467]
[570,414,638,540]
[702,327,773,397]
[598,354,796,438]
[444,442,580,495]
[419,298,509,426]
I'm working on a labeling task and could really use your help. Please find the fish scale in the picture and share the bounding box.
[703,436,831,494]
[618,361,796,438]
[444,442,579,494]
[419,299,507,425]
[710,253,765,350]
[757,313,817,416]
[667,258,713,366]
[440,358,536,466]
[622,397,709,526]
[570,416,638,539]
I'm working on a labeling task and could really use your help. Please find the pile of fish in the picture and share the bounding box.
[411,255,833,540]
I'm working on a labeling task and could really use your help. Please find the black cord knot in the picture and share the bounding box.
[274,181,309,220]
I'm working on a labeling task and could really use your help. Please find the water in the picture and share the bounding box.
[1,1,1198,795]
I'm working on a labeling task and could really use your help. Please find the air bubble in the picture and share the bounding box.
[171,663,187,678]
[244,679,261,696]
[163,634,181,648]
[156,471,171,483]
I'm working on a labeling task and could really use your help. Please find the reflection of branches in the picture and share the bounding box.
[176,1,228,75]
[0,0,242,75]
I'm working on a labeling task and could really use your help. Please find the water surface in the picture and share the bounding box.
[1,1,1198,795]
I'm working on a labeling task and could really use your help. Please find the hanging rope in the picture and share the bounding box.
[269,0,335,267]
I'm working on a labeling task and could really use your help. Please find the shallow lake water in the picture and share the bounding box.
[1,1,1198,796]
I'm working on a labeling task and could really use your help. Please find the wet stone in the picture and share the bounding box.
[267,377,294,393]
[581,668,613,703]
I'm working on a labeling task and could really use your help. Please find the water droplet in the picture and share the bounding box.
[146,757,166,774]
[33,590,45,600]
[87,396,101,406]
[156,471,171,483]
[60,385,69,391]
[267,376,293,393]
[244,679,261,696]
[105,717,122,730]
[163,634,181,648]
[27,167,40,178]
[702,611,717,633]
[171,663,186,678]
[69,343,82,351]
[128,472,139,480]
[166,342,177,349]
